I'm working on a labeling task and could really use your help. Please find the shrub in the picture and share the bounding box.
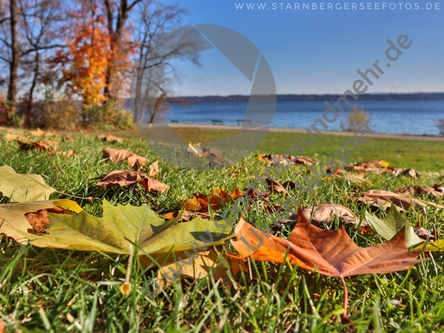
[434,119,444,136]
[340,104,370,132]
[86,100,135,130]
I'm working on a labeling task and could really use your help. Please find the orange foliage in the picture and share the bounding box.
[51,2,110,108]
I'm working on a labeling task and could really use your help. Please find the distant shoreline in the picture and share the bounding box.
[171,92,444,103]
[169,123,444,141]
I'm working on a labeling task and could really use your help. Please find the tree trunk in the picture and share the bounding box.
[103,0,131,101]
[24,51,40,127]
[7,0,19,112]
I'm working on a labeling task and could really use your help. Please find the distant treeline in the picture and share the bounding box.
[172,92,444,103]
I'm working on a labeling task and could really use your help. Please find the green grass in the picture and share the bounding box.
[0,127,444,332]
[173,127,444,172]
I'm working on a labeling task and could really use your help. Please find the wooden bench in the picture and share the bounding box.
[211,120,224,125]
[237,119,253,126]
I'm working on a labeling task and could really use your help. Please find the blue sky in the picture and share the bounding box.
[164,0,444,96]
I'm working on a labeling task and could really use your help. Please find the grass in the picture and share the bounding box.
[0,126,444,332]
[173,127,444,172]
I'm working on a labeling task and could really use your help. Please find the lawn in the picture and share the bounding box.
[173,127,444,172]
[0,127,444,332]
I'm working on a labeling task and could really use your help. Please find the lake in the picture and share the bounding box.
[165,100,444,136]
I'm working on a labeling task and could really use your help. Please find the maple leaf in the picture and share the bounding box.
[97,170,169,193]
[0,199,82,244]
[0,165,56,202]
[16,200,231,257]
[230,207,424,324]
[154,246,246,287]
[365,205,424,248]
[103,148,148,169]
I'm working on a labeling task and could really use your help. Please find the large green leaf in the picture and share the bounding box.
[0,165,56,202]
[365,205,424,248]
[20,200,231,256]
[0,199,82,244]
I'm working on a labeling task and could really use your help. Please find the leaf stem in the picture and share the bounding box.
[339,274,354,328]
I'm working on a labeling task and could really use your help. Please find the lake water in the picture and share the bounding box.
[166,100,444,136]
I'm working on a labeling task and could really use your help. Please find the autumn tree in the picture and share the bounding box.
[50,0,111,122]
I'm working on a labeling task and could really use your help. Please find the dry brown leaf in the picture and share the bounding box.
[19,141,56,154]
[103,147,132,163]
[97,170,169,193]
[360,189,442,209]
[230,207,424,325]
[265,177,288,194]
[258,154,316,166]
[58,149,76,158]
[0,320,5,333]
[394,168,420,178]
[62,135,75,142]
[25,207,73,233]
[302,204,366,229]
[183,187,245,212]
[38,139,59,146]
[3,133,31,143]
[98,134,124,143]
[433,184,444,194]
[148,160,159,177]
[162,210,211,222]
[395,186,443,199]
[127,153,148,168]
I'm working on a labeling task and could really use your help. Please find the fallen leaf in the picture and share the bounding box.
[415,239,444,252]
[17,200,231,257]
[127,153,148,168]
[394,168,420,178]
[357,189,443,210]
[162,210,211,222]
[346,160,386,172]
[395,186,443,199]
[365,205,424,248]
[183,187,245,212]
[25,206,73,233]
[97,170,169,193]
[38,139,59,146]
[258,154,316,166]
[3,133,31,143]
[148,160,159,177]
[265,178,288,194]
[0,199,82,244]
[58,149,76,158]
[19,141,56,154]
[156,246,246,287]
[302,204,366,229]
[98,134,124,143]
[230,206,424,324]
[62,135,75,142]
[415,227,434,241]
[103,147,132,163]
[0,320,5,333]
[0,165,56,202]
